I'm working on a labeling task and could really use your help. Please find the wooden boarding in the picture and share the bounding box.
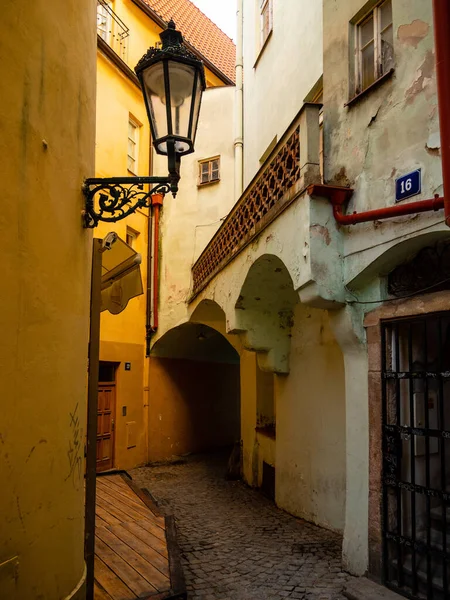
[94,473,186,600]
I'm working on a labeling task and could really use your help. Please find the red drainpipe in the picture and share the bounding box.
[433,0,450,226]
[151,193,164,331]
[313,2,450,226]
[308,184,444,225]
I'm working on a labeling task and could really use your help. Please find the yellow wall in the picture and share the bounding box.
[95,0,231,471]
[0,0,96,598]
[96,53,150,470]
[240,351,276,488]
[100,341,148,470]
[276,304,346,532]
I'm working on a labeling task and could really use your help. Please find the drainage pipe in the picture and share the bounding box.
[308,184,444,225]
[145,202,153,357]
[234,0,244,201]
[433,0,450,226]
[151,193,164,332]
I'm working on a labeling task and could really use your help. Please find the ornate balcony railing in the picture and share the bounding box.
[191,103,322,298]
[97,0,129,63]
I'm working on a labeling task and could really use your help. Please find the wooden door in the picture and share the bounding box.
[97,384,115,472]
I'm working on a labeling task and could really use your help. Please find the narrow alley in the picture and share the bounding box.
[131,452,348,600]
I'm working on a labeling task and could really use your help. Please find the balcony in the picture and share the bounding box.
[97,0,129,63]
[191,103,322,298]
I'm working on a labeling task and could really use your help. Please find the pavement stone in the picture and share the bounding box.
[130,451,349,600]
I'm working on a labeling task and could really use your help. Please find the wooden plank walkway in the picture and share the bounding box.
[94,473,186,600]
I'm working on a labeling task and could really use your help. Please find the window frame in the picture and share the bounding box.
[127,116,140,175]
[198,157,221,186]
[260,0,273,47]
[353,0,393,98]
[125,227,139,248]
[97,0,112,43]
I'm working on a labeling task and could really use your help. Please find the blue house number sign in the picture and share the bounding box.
[395,169,421,202]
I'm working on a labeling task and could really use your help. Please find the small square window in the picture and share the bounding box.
[127,117,140,174]
[198,157,221,186]
[353,0,393,97]
[260,0,273,46]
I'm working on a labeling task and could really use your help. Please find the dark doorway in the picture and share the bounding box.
[382,313,450,599]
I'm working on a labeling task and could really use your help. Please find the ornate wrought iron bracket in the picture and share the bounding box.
[82,176,175,228]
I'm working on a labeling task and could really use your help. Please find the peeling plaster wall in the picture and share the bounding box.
[276,304,346,533]
[323,0,446,285]
[0,0,96,598]
[320,0,450,577]
[242,0,323,187]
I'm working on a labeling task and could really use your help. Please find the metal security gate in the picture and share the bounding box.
[382,313,450,599]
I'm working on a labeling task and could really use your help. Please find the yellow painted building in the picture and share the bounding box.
[0,1,96,598]
[94,0,236,472]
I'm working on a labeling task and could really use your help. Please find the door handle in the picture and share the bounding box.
[111,418,115,432]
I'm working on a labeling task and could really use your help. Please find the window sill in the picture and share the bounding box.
[197,179,220,188]
[345,68,395,109]
[253,29,273,69]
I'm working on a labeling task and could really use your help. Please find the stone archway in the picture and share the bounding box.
[148,318,240,463]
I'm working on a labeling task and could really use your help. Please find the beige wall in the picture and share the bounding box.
[0,0,96,598]
[152,86,236,345]
[148,357,240,462]
[242,0,323,186]
[276,304,346,532]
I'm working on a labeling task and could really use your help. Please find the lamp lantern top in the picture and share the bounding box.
[135,20,206,157]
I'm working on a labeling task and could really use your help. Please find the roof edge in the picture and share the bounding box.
[130,0,235,86]
[97,36,141,88]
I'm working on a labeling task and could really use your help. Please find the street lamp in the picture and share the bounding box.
[83,20,206,228]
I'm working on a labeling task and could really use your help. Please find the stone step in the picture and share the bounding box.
[344,578,405,600]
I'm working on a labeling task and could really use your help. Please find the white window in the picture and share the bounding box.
[97,1,112,42]
[354,0,393,95]
[260,0,273,46]
[127,117,139,174]
[126,227,138,248]
[198,157,220,185]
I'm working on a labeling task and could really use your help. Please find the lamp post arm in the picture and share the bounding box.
[82,176,175,228]
[167,140,181,196]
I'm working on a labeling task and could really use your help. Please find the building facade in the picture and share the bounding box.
[321,0,449,595]
[152,0,450,596]
[93,0,236,471]
[0,1,96,598]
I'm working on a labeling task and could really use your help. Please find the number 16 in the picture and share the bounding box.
[400,178,412,194]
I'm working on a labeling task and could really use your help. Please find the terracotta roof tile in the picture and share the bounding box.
[142,0,236,83]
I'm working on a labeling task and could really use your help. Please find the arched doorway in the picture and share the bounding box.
[235,254,346,530]
[148,320,240,462]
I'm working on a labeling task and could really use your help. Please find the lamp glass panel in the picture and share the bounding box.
[141,61,169,142]
[190,72,203,146]
[167,60,196,152]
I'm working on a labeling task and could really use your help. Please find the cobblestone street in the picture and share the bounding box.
[130,452,349,600]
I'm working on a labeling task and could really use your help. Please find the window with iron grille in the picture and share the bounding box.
[127,117,139,174]
[353,0,393,96]
[198,157,220,186]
